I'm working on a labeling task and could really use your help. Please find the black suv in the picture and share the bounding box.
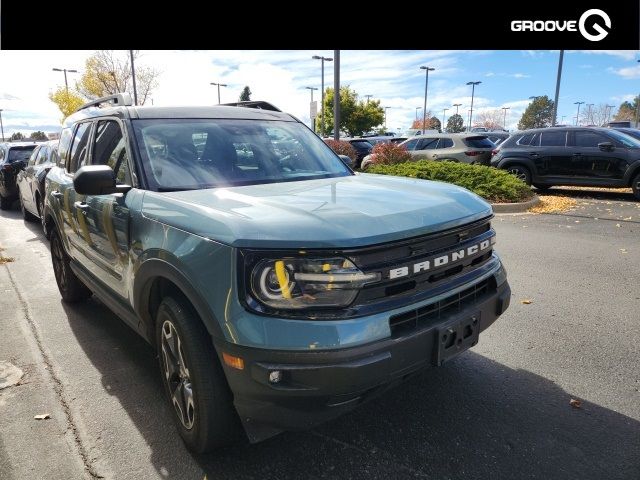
[0,142,39,209]
[491,127,640,199]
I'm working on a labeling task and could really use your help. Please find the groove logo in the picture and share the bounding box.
[511,9,611,42]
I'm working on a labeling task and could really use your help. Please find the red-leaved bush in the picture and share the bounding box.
[324,139,357,162]
[364,142,412,169]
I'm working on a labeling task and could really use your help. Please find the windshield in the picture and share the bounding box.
[607,128,640,148]
[132,119,352,191]
[8,146,37,162]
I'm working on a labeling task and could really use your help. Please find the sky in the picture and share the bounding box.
[1,49,639,137]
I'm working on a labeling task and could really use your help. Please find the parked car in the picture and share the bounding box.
[611,127,640,141]
[490,126,640,198]
[360,135,395,146]
[485,132,510,147]
[17,140,59,232]
[400,133,494,165]
[45,93,510,453]
[0,142,39,209]
[345,138,374,167]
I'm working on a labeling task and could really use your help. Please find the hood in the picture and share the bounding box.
[141,174,492,249]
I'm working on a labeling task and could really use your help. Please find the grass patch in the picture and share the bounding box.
[367,160,534,203]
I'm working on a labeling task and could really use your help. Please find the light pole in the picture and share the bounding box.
[129,50,138,105]
[501,106,511,129]
[453,103,462,115]
[210,82,227,104]
[312,55,333,137]
[606,105,616,125]
[574,101,584,125]
[552,50,564,126]
[415,107,422,120]
[561,115,566,124]
[52,67,78,93]
[364,94,373,103]
[384,107,393,129]
[586,103,594,125]
[305,87,318,131]
[0,109,4,142]
[466,81,481,131]
[442,108,448,131]
[529,96,541,101]
[420,66,435,133]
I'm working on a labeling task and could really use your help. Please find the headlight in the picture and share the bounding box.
[249,256,380,310]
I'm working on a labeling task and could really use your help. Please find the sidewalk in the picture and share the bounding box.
[0,264,87,480]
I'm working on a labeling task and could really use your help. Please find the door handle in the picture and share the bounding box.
[529,152,539,157]
[74,201,89,212]
[51,190,63,198]
[573,153,582,156]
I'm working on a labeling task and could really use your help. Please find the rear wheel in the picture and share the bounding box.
[632,172,640,200]
[50,230,92,303]
[156,297,241,453]
[506,165,531,185]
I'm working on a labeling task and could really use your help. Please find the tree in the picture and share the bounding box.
[580,103,613,126]
[10,132,24,141]
[49,88,85,122]
[517,95,554,129]
[474,109,504,130]
[316,86,384,137]
[239,86,252,101]
[613,96,638,122]
[446,113,465,133]
[411,113,441,131]
[76,50,159,105]
[29,131,48,141]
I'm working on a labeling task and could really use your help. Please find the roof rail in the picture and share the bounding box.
[220,101,281,112]
[76,93,133,113]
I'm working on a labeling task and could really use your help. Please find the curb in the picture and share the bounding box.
[491,195,541,213]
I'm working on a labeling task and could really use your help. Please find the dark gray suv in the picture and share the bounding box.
[491,126,640,199]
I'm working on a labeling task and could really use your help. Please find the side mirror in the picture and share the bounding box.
[338,154,353,168]
[598,142,615,152]
[74,165,131,195]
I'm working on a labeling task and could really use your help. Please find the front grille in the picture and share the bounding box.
[389,277,495,337]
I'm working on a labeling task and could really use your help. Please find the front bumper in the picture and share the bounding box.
[217,278,511,442]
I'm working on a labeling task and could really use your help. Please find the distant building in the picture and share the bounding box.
[47,132,61,140]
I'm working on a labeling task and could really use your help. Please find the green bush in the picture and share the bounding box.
[367,160,534,203]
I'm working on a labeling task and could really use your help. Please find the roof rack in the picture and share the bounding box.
[76,93,133,113]
[220,101,281,112]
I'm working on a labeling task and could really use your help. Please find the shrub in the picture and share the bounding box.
[324,139,357,162]
[367,160,534,203]
[366,142,412,167]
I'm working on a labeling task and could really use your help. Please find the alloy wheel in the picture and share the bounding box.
[51,235,68,293]
[160,320,195,430]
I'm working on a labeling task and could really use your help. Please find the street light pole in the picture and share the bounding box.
[210,82,228,104]
[420,66,435,133]
[0,109,4,142]
[312,55,333,137]
[574,101,584,125]
[453,103,462,115]
[466,81,481,132]
[415,107,422,120]
[305,87,318,131]
[364,95,373,103]
[52,67,78,93]
[552,50,564,126]
[333,50,340,141]
[442,108,448,131]
[501,106,511,129]
[606,105,616,125]
[586,104,594,125]
[130,50,138,106]
[384,107,392,129]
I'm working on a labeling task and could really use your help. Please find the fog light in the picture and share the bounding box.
[269,370,282,384]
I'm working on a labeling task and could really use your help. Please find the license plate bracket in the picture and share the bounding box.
[435,312,480,366]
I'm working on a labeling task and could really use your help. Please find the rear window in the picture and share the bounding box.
[8,146,36,162]
[350,140,373,150]
[463,136,494,148]
[540,130,567,147]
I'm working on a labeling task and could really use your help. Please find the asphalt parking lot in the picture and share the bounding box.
[1,188,639,480]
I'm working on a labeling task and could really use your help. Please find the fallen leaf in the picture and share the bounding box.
[569,399,582,409]
[34,414,50,420]
[616,224,621,228]
[521,299,532,305]
[620,249,627,254]
[624,217,632,221]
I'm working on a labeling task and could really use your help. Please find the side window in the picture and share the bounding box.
[36,146,48,165]
[516,133,534,146]
[93,120,132,185]
[58,128,73,168]
[69,122,93,173]
[540,131,566,147]
[403,139,420,151]
[27,146,40,166]
[418,138,439,150]
[49,147,59,165]
[574,131,605,148]
[437,138,454,149]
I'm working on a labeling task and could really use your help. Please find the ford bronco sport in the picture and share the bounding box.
[44,93,511,452]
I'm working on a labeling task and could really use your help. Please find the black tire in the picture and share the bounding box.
[533,184,552,191]
[37,196,49,239]
[632,172,640,201]
[19,194,37,222]
[50,230,92,303]
[506,164,532,185]
[0,194,11,210]
[156,296,241,453]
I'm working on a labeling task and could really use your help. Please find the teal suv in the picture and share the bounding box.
[44,94,511,452]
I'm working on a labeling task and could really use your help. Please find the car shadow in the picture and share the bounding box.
[62,300,640,480]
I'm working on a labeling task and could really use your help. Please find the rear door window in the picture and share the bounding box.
[69,122,93,173]
[417,138,439,150]
[516,133,534,146]
[403,139,420,151]
[463,136,494,148]
[573,131,606,148]
[437,138,454,148]
[540,130,567,147]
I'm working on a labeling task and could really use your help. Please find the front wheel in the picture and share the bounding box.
[632,172,640,200]
[50,230,92,303]
[507,165,532,185]
[156,297,241,453]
